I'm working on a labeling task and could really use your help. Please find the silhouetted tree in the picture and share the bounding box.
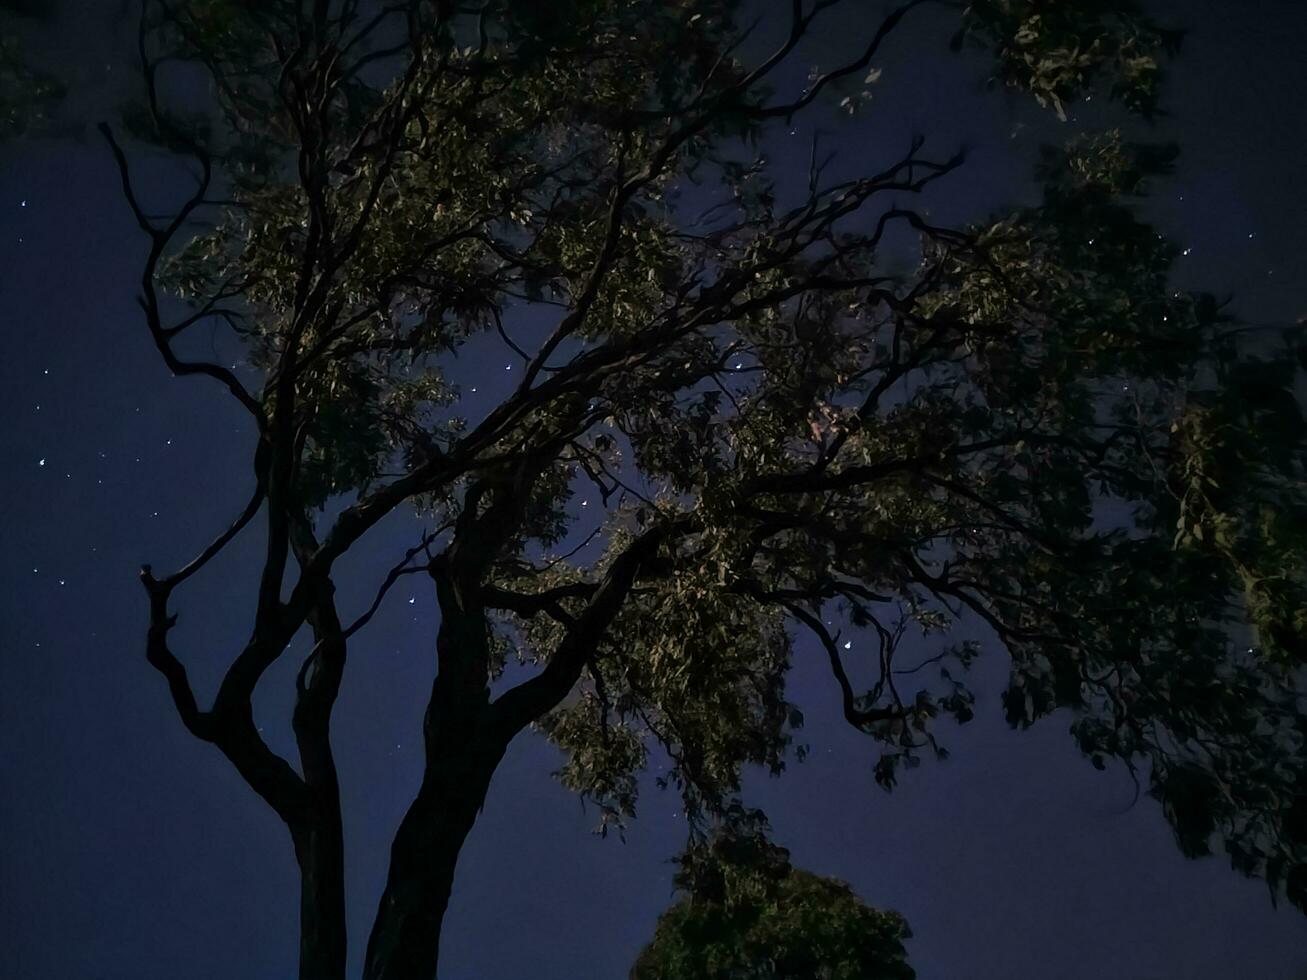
[104,1,1306,977]
[0,0,63,140]
[633,830,914,980]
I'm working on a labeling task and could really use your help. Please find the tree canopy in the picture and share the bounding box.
[105,0,1307,976]
[632,831,914,980]
[0,0,64,141]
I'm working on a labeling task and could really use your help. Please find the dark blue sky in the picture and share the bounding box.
[2,2,1306,978]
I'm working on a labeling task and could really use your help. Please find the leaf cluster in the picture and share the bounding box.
[632,831,915,980]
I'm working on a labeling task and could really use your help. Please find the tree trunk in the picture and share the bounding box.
[361,732,506,980]
[293,808,347,980]
[361,511,546,978]
[291,599,349,980]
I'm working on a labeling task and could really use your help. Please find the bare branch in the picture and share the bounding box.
[343,527,449,638]
[158,482,266,591]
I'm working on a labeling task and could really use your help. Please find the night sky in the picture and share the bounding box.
[3,2,1307,978]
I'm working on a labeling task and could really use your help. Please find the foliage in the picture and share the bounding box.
[109,0,1307,975]
[956,0,1183,119]
[632,831,914,980]
[0,4,64,141]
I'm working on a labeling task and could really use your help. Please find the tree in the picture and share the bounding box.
[0,0,64,141]
[632,831,914,980]
[104,1,1307,977]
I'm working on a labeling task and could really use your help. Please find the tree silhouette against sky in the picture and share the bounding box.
[98,1,1306,977]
